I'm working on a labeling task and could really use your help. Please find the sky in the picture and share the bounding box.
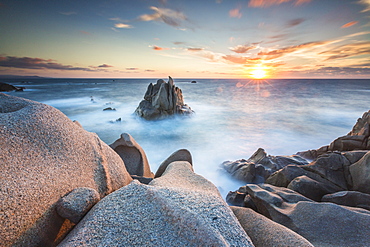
[0,0,369,79]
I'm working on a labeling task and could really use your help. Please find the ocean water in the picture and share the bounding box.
[4,78,370,196]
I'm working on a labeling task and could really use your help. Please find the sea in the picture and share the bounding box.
[3,78,370,197]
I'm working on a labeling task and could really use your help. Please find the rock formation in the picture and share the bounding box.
[0,93,133,246]
[297,110,370,160]
[135,76,194,120]
[222,148,308,183]
[0,82,25,92]
[59,159,254,246]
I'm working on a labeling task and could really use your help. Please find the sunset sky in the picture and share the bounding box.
[0,0,369,78]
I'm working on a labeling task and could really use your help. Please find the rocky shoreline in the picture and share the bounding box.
[1,92,369,246]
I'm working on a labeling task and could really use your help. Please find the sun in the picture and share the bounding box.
[250,68,267,79]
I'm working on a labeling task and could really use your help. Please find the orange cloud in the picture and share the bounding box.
[341,21,358,28]
[248,0,311,8]
[153,45,170,51]
[320,42,370,60]
[230,45,256,53]
[229,8,242,18]
[258,41,327,58]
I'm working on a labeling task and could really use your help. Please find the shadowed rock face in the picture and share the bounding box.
[135,76,194,120]
[0,93,132,246]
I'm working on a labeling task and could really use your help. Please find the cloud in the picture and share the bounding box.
[126,67,139,70]
[358,0,370,12]
[320,42,370,60]
[115,23,133,28]
[258,41,327,58]
[98,64,113,68]
[316,66,370,75]
[145,69,155,72]
[286,18,305,27]
[341,21,358,28]
[0,56,94,71]
[230,44,256,53]
[229,8,242,18]
[60,11,77,16]
[80,30,92,35]
[173,41,186,45]
[187,48,204,51]
[222,55,262,64]
[248,0,311,8]
[152,45,170,51]
[138,6,187,27]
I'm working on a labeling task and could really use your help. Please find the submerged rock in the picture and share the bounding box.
[135,76,194,120]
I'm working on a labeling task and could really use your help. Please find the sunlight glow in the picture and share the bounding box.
[250,68,267,79]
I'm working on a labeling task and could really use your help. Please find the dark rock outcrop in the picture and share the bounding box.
[0,82,25,92]
[349,150,370,194]
[297,110,370,160]
[135,76,194,120]
[222,148,308,183]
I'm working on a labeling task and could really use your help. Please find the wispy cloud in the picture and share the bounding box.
[126,67,139,70]
[80,30,92,35]
[60,11,77,16]
[187,47,204,51]
[341,21,358,28]
[145,69,156,72]
[230,44,256,53]
[358,0,370,12]
[0,56,95,71]
[258,41,327,58]
[152,45,170,51]
[229,8,242,18]
[138,6,187,27]
[173,41,186,45]
[115,23,133,28]
[98,64,113,68]
[248,0,311,8]
[320,42,370,60]
[286,18,305,28]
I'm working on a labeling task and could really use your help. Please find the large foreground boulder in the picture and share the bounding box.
[59,161,254,246]
[0,93,132,246]
[244,183,370,247]
[135,76,194,120]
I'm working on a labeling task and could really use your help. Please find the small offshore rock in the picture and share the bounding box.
[103,107,116,111]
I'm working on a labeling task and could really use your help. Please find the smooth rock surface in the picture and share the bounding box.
[0,93,132,246]
[349,150,370,193]
[59,161,254,246]
[56,187,100,224]
[231,206,313,247]
[154,149,192,178]
[244,183,370,247]
[110,133,153,178]
[322,191,370,210]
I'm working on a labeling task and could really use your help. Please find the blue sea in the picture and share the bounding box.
[4,78,370,196]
